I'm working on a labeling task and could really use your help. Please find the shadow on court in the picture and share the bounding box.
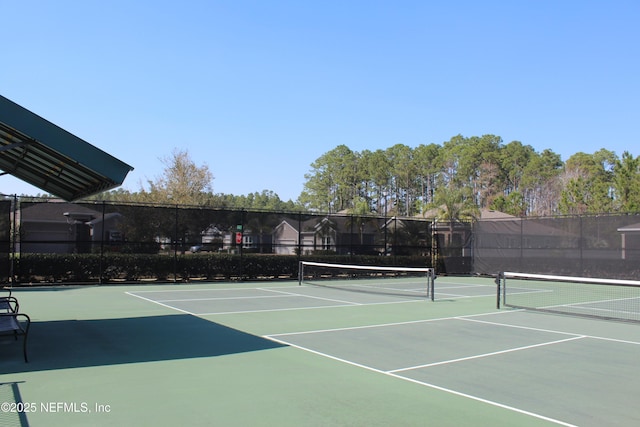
[0,314,286,374]
[0,381,29,427]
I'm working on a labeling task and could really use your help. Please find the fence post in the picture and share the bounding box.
[239,209,245,281]
[10,195,17,285]
[579,215,584,276]
[173,204,178,283]
[99,201,106,284]
[297,212,302,258]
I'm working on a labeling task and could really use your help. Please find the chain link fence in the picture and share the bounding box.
[473,213,640,279]
[9,197,636,284]
[1,197,476,284]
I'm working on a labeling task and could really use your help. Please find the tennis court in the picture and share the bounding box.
[1,272,639,426]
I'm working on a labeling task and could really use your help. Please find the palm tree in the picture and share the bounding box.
[432,186,479,222]
[429,186,479,273]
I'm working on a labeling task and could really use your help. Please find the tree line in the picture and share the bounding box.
[26,138,638,219]
[299,134,640,218]
[83,149,300,212]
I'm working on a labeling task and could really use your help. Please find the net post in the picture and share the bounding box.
[298,261,303,286]
[429,268,436,302]
[495,272,503,309]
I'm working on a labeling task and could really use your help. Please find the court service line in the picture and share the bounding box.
[129,286,365,305]
[460,316,640,346]
[156,294,301,303]
[436,292,497,299]
[129,284,300,293]
[125,291,196,315]
[126,290,354,315]
[259,287,363,305]
[389,336,586,373]
[344,283,427,294]
[265,335,577,427]
[194,299,422,316]
[127,290,429,316]
[267,311,506,337]
[436,283,492,289]
[459,316,585,337]
[196,304,358,316]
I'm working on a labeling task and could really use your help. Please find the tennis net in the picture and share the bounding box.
[299,261,435,301]
[496,271,640,322]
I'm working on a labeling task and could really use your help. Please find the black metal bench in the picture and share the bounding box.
[0,312,31,362]
[1,287,19,313]
[0,288,30,362]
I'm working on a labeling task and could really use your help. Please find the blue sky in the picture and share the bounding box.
[2,0,639,201]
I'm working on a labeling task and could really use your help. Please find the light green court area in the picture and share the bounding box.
[1,277,639,427]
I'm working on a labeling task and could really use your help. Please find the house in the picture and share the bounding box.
[617,222,640,260]
[472,213,601,276]
[272,215,379,255]
[418,207,508,256]
[88,213,125,249]
[18,201,123,254]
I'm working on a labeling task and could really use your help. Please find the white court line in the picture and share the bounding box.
[195,299,422,316]
[345,283,427,293]
[127,288,425,316]
[126,285,630,426]
[125,291,196,315]
[127,287,361,314]
[265,334,577,427]
[259,287,364,305]
[129,284,301,294]
[128,284,425,306]
[436,283,492,289]
[534,295,640,314]
[460,316,640,346]
[390,336,586,373]
[436,292,497,299]
[268,311,509,337]
[156,294,299,303]
[506,287,555,295]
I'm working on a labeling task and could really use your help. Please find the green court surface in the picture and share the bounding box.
[1,276,639,426]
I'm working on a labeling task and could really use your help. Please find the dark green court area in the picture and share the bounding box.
[1,276,639,426]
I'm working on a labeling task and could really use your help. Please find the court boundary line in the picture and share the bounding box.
[389,335,586,372]
[267,311,512,338]
[125,288,426,316]
[125,291,195,314]
[152,288,365,306]
[460,316,640,346]
[265,310,639,426]
[125,285,627,426]
[435,283,493,289]
[155,294,303,303]
[265,332,577,427]
[535,296,640,317]
[435,292,497,299]
[269,309,640,346]
[193,299,423,316]
[259,287,364,305]
[128,284,303,294]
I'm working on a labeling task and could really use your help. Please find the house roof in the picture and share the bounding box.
[276,215,381,235]
[0,95,134,201]
[617,223,640,233]
[19,201,102,223]
[479,209,516,220]
[419,207,514,220]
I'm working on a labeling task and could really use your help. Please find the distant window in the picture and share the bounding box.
[243,235,255,248]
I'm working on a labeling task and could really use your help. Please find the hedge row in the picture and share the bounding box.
[14,253,431,284]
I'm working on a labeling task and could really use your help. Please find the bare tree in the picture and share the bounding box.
[141,149,214,206]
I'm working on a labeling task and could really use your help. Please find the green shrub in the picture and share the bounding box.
[14,253,430,284]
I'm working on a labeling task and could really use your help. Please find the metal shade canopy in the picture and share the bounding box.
[0,95,134,201]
